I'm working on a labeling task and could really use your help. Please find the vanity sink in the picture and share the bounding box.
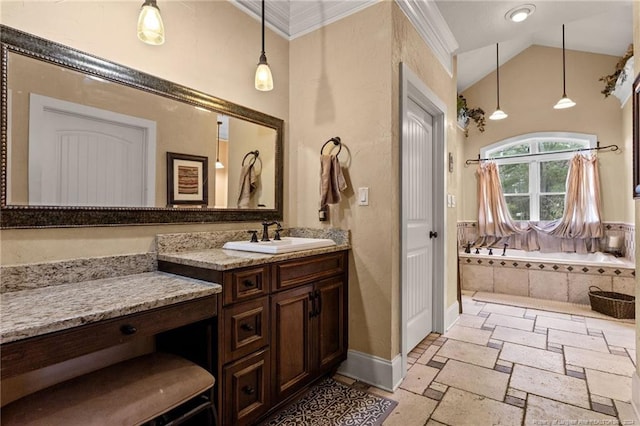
[223,237,336,254]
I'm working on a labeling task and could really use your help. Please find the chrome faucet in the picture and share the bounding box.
[261,221,281,241]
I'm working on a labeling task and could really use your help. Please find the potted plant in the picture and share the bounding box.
[599,44,633,98]
[457,94,486,137]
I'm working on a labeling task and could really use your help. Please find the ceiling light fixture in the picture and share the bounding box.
[216,120,224,169]
[255,0,273,91]
[554,24,576,109]
[505,4,535,23]
[137,0,165,45]
[489,43,508,121]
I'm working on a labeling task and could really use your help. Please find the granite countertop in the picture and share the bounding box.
[157,243,350,271]
[0,271,221,345]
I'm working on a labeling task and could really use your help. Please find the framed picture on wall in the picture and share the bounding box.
[634,73,640,198]
[167,152,208,206]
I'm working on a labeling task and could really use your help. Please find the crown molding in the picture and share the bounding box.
[231,0,459,73]
[231,0,291,40]
[288,1,378,39]
[232,0,378,41]
[395,0,458,76]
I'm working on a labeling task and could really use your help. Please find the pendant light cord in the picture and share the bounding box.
[261,0,266,55]
[561,24,567,97]
[495,43,500,109]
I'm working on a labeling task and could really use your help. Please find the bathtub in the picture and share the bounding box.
[458,249,635,305]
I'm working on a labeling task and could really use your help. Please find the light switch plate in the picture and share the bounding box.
[358,187,369,206]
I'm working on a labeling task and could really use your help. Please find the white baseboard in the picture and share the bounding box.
[444,301,460,331]
[337,349,403,392]
[631,372,640,422]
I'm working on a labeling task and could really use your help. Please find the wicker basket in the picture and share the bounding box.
[588,286,635,319]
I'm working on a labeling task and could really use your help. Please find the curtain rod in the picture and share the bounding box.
[464,142,619,166]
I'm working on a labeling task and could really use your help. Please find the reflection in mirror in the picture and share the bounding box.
[1,25,283,228]
[7,52,277,209]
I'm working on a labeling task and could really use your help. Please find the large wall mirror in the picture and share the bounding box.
[1,25,283,228]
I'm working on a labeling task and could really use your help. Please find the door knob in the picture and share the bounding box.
[429,231,438,239]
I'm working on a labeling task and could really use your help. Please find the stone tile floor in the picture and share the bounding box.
[336,294,637,425]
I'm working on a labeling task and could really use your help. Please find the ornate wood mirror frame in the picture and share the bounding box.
[0,25,283,228]
[633,72,640,199]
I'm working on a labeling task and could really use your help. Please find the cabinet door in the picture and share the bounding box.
[223,349,270,426]
[270,284,313,401]
[316,277,347,371]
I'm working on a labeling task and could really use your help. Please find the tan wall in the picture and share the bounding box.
[0,0,290,264]
[289,2,394,360]
[459,45,629,223]
[289,2,457,360]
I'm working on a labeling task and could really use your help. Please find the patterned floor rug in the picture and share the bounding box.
[261,377,397,426]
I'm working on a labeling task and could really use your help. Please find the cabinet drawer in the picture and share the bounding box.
[223,349,271,426]
[223,297,269,364]
[223,265,270,305]
[1,295,217,379]
[272,251,346,291]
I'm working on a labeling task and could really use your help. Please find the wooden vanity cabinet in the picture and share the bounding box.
[271,275,346,402]
[158,249,348,425]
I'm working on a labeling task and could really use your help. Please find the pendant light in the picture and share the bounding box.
[215,121,224,169]
[255,0,274,91]
[137,0,165,45]
[554,24,576,109]
[489,43,508,121]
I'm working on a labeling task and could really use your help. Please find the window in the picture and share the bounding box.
[480,132,597,221]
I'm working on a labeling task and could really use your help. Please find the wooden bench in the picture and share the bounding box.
[1,352,217,426]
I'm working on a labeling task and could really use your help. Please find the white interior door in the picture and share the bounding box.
[403,98,434,351]
[28,93,157,207]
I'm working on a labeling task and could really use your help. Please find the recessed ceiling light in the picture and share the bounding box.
[505,4,536,23]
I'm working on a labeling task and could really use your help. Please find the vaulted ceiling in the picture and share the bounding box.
[232,0,634,91]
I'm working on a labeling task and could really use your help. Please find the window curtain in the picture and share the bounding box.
[534,154,603,253]
[475,155,603,254]
[476,162,524,247]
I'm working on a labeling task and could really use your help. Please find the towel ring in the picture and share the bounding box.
[320,137,342,157]
[242,150,259,167]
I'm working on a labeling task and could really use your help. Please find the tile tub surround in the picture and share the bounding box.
[459,251,635,304]
[0,271,221,344]
[0,253,157,293]
[457,221,635,261]
[156,228,350,271]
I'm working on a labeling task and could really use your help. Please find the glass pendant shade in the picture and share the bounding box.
[489,109,508,120]
[554,24,576,109]
[215,161,225,169]
[255,54,274,91]
[554,96,576,109]
[137,0,165,45]
[255,0,273,91]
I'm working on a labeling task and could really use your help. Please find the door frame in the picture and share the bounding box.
[399,62,446,377]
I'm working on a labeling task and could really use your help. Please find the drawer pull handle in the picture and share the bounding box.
[242,279,254,288]
[242,386,255,395]
[241,323,255,332]
[120,324,137,335]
